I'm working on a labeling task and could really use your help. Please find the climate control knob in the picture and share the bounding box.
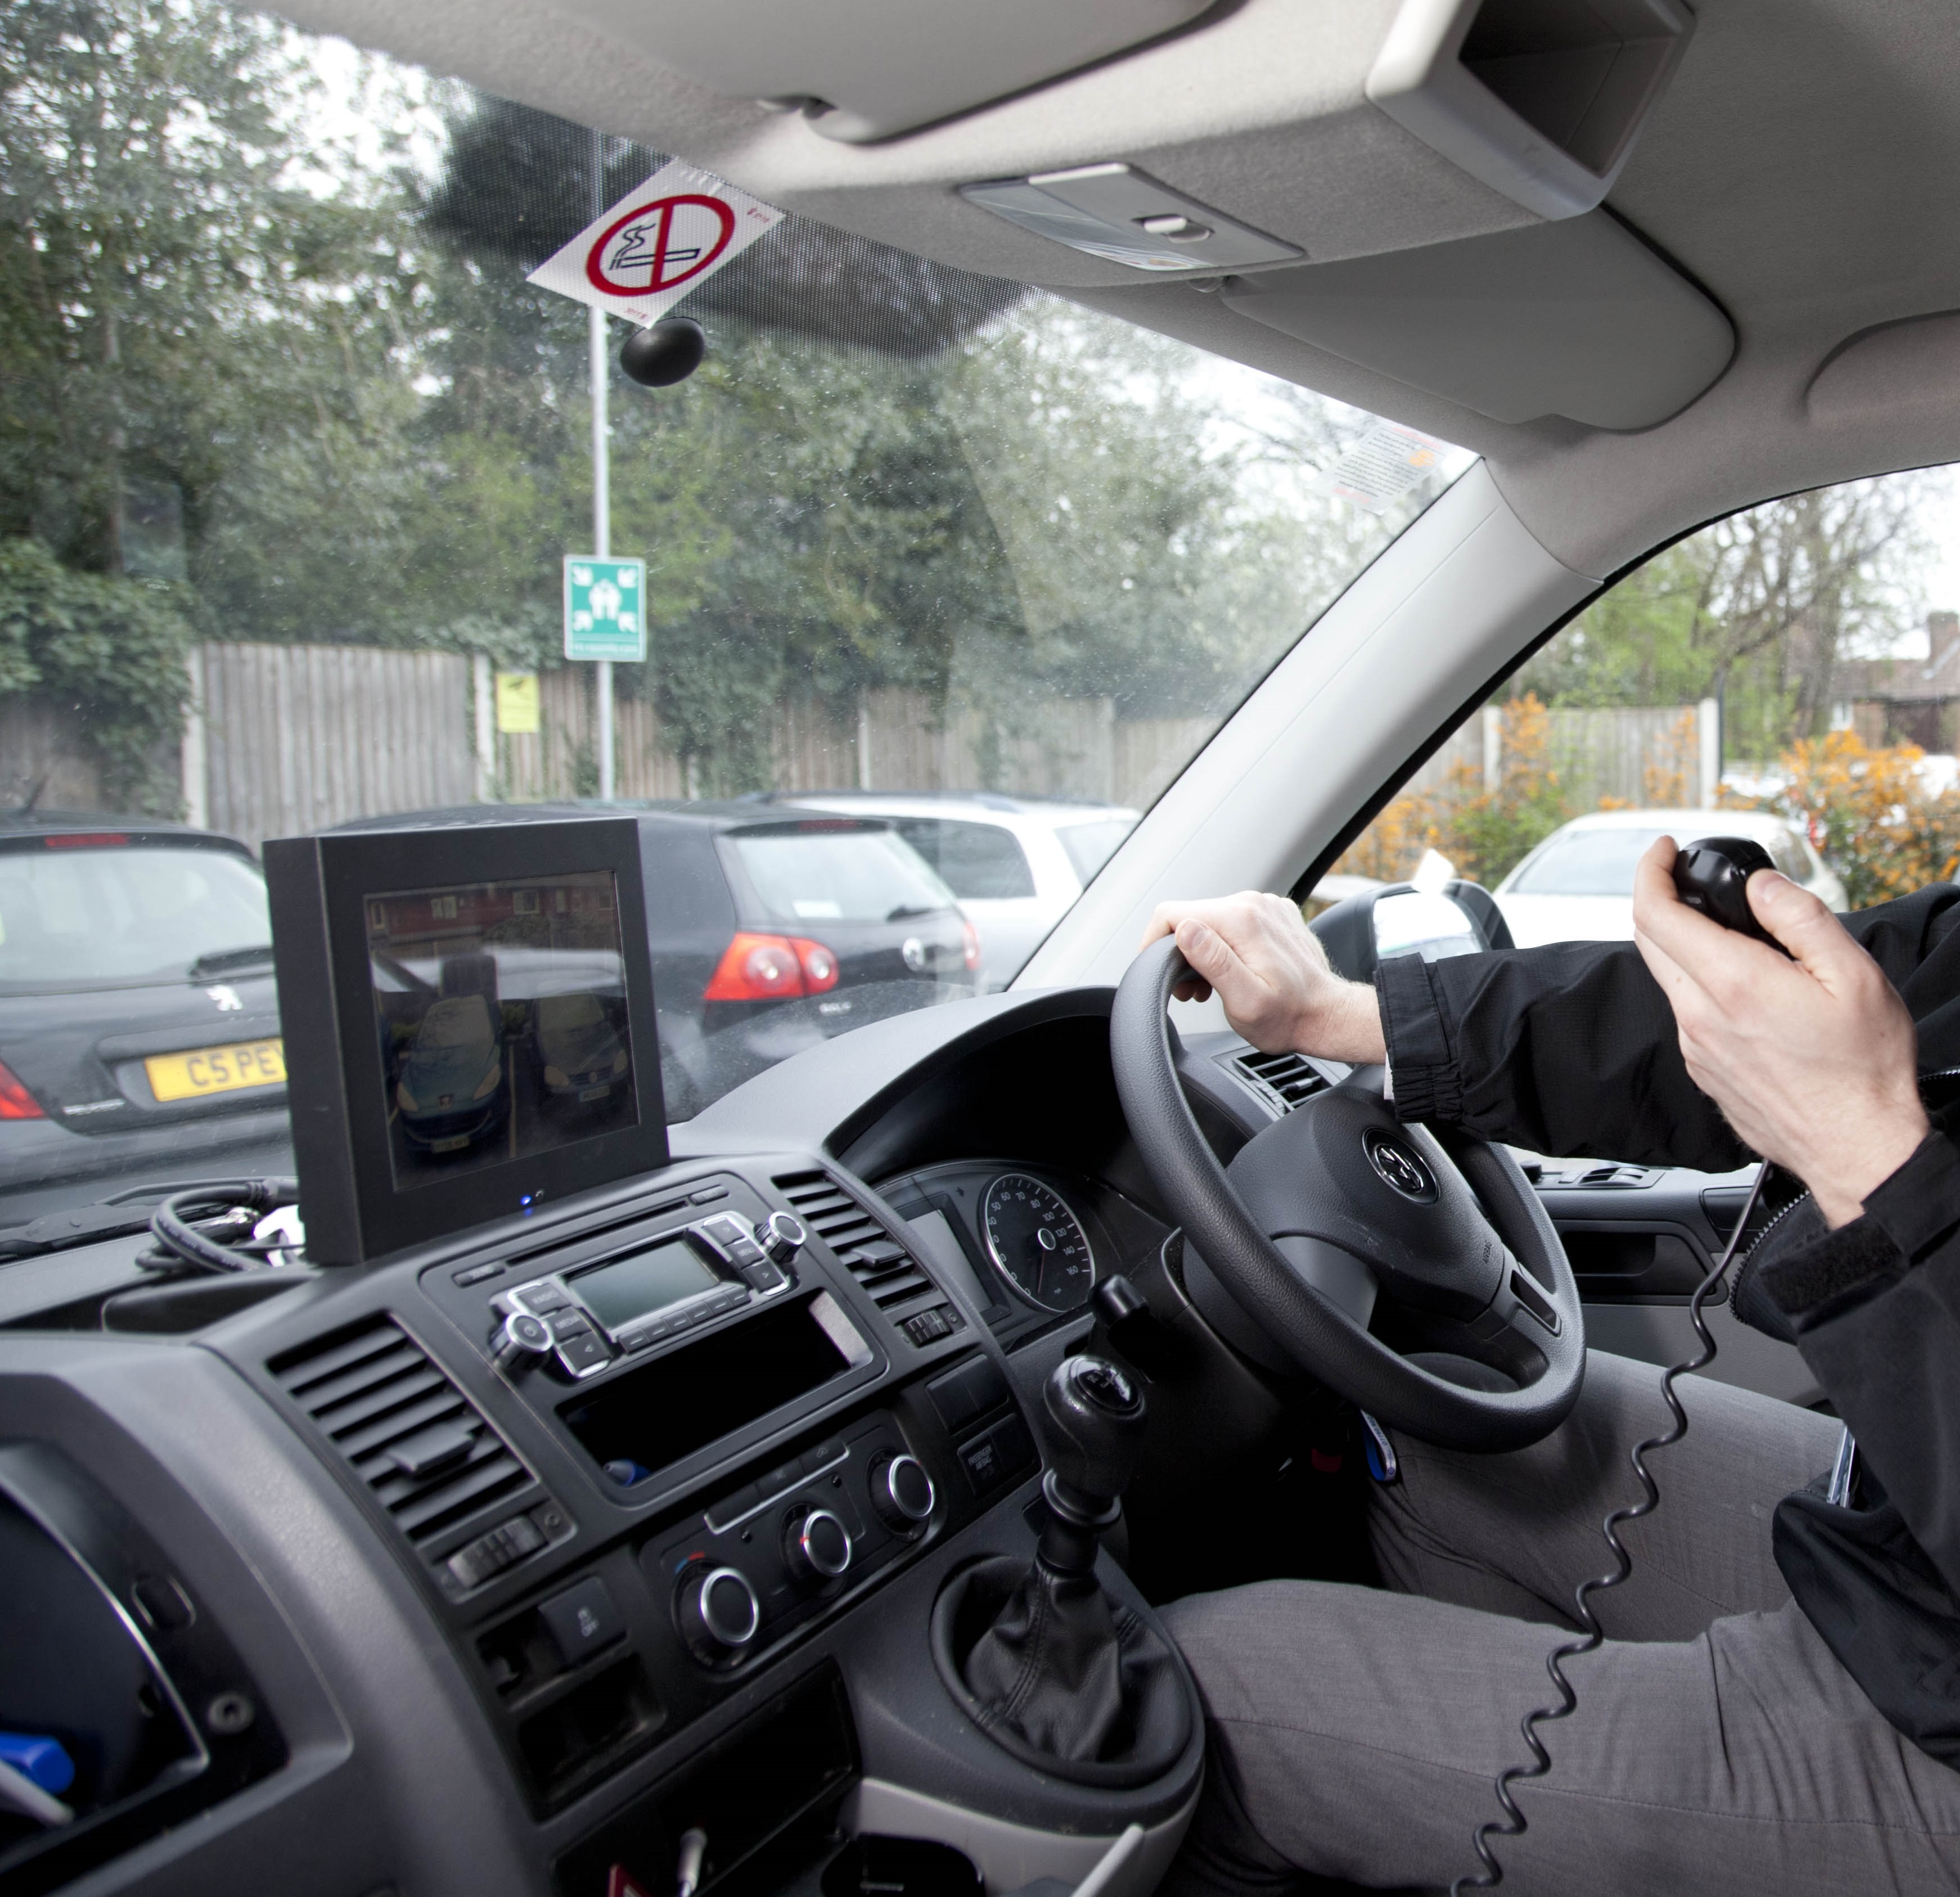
[871,1453,936,1530]
[676,1565,760,1663]
[784,1507,852,1587]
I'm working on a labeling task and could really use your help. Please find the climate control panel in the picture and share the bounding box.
[647,1413,934,1670]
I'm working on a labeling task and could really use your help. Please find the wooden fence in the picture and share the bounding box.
[1407,699,1721,810]
[12,645,1724,849]
[168,644,1223,849]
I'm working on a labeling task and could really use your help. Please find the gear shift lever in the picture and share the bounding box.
[1036,1355,1146,1577]
[937,1354,1189,1775]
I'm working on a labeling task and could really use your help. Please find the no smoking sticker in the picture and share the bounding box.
[528,158,782,325]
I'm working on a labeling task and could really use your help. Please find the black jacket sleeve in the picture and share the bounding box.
[1763,1130,1960,1599]
[1374,882,1960,1170]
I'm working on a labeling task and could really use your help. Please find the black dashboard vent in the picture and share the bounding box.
[271,1316,535,1546]
[775,1169,965,1346]
[1226,1048,1329,1116]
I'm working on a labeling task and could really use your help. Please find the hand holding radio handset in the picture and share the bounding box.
[1637,833,1927,1230]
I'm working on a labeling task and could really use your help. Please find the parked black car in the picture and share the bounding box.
[332,803,980,1119]
[0,814,293,1228]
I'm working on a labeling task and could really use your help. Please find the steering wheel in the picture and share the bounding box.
[1111,936,1586,1451]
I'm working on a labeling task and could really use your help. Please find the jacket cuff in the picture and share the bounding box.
[1761,1133,1960,1331]
[1375,954,1462,1126]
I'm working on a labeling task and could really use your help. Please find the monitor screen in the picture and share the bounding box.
[365,869,640,1189]
[575,1238,720,1331]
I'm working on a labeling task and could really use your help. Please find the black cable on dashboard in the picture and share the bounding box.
[1449,1158,1772,1894]
[143,1177,300,1276]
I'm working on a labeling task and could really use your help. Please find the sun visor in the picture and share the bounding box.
[1219,213,1733,431]
[550,0,1216,143]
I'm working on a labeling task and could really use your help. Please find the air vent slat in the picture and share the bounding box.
[296,1341,433,1416]
[313,1364,452,1439]
[774,1167,964,1341]
[280,1324,407,1392]
[272,1316,544,1552]
[336,1388,468,1461]
[382,1450,528,1538]
[1224,1048,1329,1118]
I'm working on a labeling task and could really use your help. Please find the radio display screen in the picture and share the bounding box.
[576,1239,719,1331]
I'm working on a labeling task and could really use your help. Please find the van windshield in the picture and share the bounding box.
[0,1,1476,1217]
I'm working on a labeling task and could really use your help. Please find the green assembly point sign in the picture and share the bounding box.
[563,556,648,661]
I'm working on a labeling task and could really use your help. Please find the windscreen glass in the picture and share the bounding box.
[891,820,1037,900]
[730,828,959,924]
[1507,830,1669,896]
[575,1238,718,1329]
[0,3,1477,1228]
[0,846,270,989]
[1057,818,1136,887]
[367,871,637,1185]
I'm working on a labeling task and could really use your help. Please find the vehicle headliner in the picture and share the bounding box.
[273,0,1960,586]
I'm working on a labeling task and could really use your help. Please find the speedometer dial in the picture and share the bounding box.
[981,1174,1095,1312]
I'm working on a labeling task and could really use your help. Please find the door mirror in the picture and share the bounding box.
[1309,878,1513,982]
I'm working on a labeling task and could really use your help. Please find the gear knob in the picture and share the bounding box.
[1042,1355,1146,1510]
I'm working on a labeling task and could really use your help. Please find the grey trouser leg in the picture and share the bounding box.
[1160,1351,1960,1896]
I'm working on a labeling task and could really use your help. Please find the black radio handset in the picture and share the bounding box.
[1672,835,1789,953]
[1452,846,1780,1893]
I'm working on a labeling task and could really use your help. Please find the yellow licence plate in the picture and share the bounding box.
[145,1038,287,1103]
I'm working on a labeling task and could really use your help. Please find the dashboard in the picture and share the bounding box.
[0,979,1803,1897]
[0,987,1209,1897]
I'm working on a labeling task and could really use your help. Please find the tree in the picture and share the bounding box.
[1518,475,1940,757]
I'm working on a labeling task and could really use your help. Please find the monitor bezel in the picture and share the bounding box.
[272,816,669,1262]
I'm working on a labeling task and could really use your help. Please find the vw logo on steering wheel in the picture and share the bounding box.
[1364,1128,1437,1203]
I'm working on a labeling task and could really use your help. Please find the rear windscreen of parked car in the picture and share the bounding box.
[1507,829,1669,895]
[890,820,1036,900]
[0,844,271,988]
[729,829,958,924]
[1057,819,1136,886]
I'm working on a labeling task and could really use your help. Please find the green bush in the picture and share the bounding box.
[0,539,193,813]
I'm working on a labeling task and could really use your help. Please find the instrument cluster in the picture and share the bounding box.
[874,1161,1170,1345]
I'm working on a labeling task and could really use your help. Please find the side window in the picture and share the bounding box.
[1328,466,1960,934]
[894,819,1036,900]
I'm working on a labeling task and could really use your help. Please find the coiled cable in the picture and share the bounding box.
[140,1177,301,1276]
[1449,1158,1771,1894]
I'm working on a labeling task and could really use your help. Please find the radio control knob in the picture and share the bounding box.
[784,1507,852,1587]
[492,1311,553,1374]
[872,1453,935,1529]
[677,1565,760,1662]
[757,1211,806,1265]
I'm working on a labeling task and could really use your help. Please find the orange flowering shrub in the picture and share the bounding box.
[1735,730,1960,909]
[1332,694,1574,888]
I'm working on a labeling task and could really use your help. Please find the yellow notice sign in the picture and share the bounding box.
[495,672,541,734]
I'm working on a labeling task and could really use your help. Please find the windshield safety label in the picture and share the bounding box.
[528,159,782,326]
[1315,422,1450,514]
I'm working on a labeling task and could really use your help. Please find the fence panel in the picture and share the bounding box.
[168,652,1718,852]
[195,642,474,848]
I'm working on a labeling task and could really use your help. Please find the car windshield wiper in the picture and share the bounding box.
[885,904,939,921]
[188,944,276,980]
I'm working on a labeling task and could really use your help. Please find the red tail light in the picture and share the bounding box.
[704,932,840,1002]
[961,920,982,972]
[0,1058,46,1119]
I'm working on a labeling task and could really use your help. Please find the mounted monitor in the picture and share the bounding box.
[266,816,668,1264]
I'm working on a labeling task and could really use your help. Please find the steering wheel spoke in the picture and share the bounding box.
[1111,936,1586,1451]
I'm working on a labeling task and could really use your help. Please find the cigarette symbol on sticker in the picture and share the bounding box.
[586,195,736,299]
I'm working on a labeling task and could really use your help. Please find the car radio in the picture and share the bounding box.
[491,1209,807,1381]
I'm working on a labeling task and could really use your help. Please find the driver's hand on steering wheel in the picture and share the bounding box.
[1140,892,1388,1064]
